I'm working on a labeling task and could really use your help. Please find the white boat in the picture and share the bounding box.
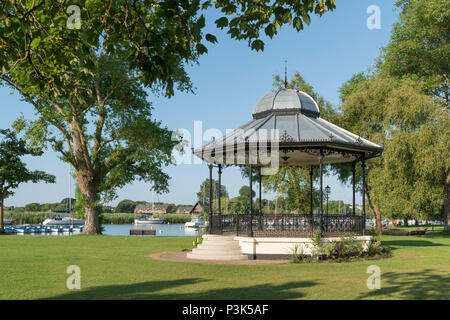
[72,226,84,232]
[42,215,84,226]
[2,219,13,225]
[134,214,165,225]
[185,217,206,228]
[50,226,62,233]
[15,227,26,234]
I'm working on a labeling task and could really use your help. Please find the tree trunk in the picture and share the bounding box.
[373,204,382,235]
[444,171,450,233]
[76,173,101,234]
[366,190,382,235]
[0,194,4,234]
[84,204,100,234]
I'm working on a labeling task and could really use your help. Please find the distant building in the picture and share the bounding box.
[349,205,362,213]
[176,206,193,214]
[189,202,204,215]
[134,203,170,214]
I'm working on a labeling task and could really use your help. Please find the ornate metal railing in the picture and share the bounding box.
[210,214,364,237]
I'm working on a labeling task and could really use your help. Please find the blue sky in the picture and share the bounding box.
[0,0,398,207]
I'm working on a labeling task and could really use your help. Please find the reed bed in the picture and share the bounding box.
[4,211,193,225]
[3,211,69,224]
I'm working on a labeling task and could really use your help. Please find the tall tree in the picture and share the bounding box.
[378,0,450,232]
[0,0,336,234]
[234,185,256,215]
[0,129,55,233]
[335,75,448,234]
[11,53,177,234]
[115,200,138,214]
[197,178,229,212]
[380,0,450,107]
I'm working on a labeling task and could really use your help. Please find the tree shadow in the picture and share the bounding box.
[358,269,450,300]
[382,239,448,250]
[46,278,320,300]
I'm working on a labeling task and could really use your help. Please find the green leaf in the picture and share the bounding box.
[30,37,41,48]
[215,17,229,28]
[293,17,303,31]
[205,33,217,44]
[303,14,311,26]
[264,24,275,38]
[251,39,264,51]
[196,43,208,54]
[201,1,211,10]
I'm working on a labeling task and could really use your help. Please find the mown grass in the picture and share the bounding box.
[0,232,448,300]
[386,224,444,232]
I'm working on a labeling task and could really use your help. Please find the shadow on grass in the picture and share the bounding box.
[358,269,450,300]
[382,239,448,250]
[47,278,319,300]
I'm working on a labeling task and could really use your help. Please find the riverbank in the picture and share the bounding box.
[3,211,193,225]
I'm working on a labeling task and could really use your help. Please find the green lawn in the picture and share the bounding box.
[385,225,444,231]
[0,232,449,300]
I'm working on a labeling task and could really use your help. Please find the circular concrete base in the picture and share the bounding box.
[148,251,289,265]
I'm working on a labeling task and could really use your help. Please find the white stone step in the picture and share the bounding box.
[202,235,235,241]
[187,252,248,260]
[198,241,239,248]
[192,247,244,255]
[187,234,247,261]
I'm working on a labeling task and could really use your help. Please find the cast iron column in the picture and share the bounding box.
[361,155,366,236]
[248,164,254,238]
[218,164,222,232]
[310,166,313,216]
[218,165,222,214]
[319,151,324,235]
[208,164,213,234]
[258,166,262,231]
[352,161,356,216]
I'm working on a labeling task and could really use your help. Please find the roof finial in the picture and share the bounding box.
[284,60,288,88]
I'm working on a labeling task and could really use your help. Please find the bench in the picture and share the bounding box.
[130,229,156,236]
[409,227,427,235]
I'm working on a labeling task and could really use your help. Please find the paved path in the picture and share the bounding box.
[148,251,289,265]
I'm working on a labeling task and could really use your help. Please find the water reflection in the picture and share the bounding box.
[103,224,203,237]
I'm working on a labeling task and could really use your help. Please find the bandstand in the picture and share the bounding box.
[191,86,383,260]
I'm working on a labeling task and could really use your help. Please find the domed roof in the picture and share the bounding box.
[194,86,383,166]
[253,88,320,119]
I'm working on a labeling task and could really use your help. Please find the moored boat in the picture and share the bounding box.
[62,226,73,232]
[2,219,13,226]
[185,217,206,228]
[42,215,84,226]
[49,225,64,232]
[5,226,16,233]
[134,214,165,225]
[72,226,84,232]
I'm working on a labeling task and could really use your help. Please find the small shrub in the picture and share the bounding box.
[192,236,202,249]
[306,231,392,263]
[310,231,326,261]
[290,244,307,264]
[323,241,339,258]
[367,235,391,257]
[365,227,377,236]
